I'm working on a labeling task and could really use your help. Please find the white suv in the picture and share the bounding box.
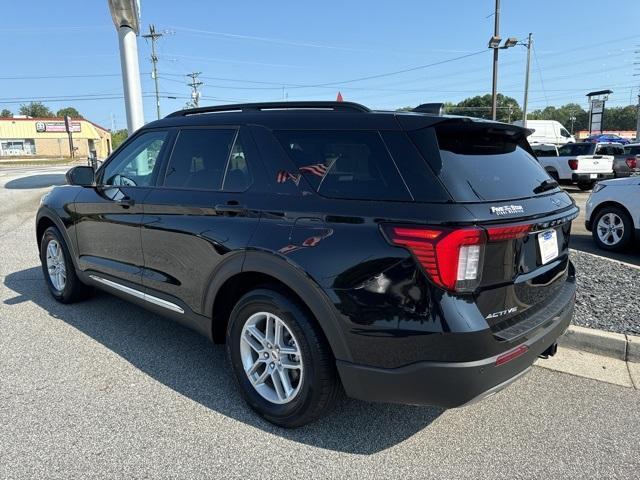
[585,178,640,251]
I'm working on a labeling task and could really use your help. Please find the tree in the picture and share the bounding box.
[19,102,53,118]
[0,109,12,118]
[111,129,129,150]
[56,107,82,118]
[445,94,522,123]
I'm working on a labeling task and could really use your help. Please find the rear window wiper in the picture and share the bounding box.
[533,178,559,194]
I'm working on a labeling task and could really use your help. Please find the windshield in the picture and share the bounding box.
[557,143,594,156]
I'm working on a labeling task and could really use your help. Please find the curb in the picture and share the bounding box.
[559,325,640,363]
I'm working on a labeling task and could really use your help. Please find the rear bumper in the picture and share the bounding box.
[337,291,574,408]
[571,173,614,182]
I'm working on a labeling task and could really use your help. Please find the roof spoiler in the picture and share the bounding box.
[412,103,444,115]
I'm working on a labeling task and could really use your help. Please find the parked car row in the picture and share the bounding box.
[531,142,639,190]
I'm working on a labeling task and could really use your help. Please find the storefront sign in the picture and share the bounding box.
[35,121,81,133]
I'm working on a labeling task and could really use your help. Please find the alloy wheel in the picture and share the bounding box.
[45,239,66,291]
[239,311,303,405]
[596,212,624,246]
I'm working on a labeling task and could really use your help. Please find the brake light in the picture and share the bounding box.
[384,225,485,292]
[626,157,637,169]
[568,159,579,170]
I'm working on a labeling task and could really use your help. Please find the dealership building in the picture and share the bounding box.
[0,117,112,159]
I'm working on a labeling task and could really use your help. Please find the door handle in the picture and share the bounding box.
[115,196,135,207]
[214,203,247,215]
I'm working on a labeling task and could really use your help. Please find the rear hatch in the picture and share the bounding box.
[406,119,578,340]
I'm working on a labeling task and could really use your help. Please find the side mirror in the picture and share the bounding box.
[65,166,95,186]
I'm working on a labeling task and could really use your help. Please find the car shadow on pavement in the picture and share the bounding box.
[4,174,66,189]
[3,267,442,454]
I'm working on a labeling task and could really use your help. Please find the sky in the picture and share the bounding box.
[1,0,639,130]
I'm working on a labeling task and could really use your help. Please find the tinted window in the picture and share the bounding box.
[625,146,640,155]
[380,131,449,202]
[557,143,595,156]
[164,129,235,190]
[101,131,167,187]
[560,128,571,138]
[222,134,252,192]
[275,130,411,201]
[595,144,625,156]
[531,145,558,157]
[410,124,557,202]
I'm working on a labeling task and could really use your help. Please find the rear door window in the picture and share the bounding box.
[410,123,557,202]
[163,129,236,190]
[274,130,412,201]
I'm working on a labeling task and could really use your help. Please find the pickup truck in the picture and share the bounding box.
[533,142,629,190]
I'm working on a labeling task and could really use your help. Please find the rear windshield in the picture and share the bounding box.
[557,143,594,156]
[595,144,625,155]
[410,124,557,202]
[531,146,558,157]
[624,145,640,155]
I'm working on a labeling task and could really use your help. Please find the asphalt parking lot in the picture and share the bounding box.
[1,165,639,479]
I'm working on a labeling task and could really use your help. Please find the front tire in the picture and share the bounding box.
[40,226,92,303]
[226,288,340,428]
[592,206,633,251]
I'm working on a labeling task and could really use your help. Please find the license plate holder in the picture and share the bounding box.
[538,229,559,265]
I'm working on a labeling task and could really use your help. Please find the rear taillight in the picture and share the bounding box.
[626,157,637,169]
[568,159,579,170]
[384,225,485,292]
[384,223,532,293]
[486,224,532,241]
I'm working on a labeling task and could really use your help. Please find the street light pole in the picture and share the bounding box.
[490,0,500,121]
[108,0,144,134]
[522,33,532,129]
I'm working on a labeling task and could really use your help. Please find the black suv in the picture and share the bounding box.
[36,101,577,427]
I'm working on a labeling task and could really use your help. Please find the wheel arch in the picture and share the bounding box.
[205,250,352,362]
[591,200,635,228]
[36,209,80,269]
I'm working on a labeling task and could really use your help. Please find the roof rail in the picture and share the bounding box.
[165,101,370,118]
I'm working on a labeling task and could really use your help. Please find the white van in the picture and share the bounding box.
[512,120,575,145]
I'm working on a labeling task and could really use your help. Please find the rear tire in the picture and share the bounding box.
[577,181,595,191]
[226,287,340,428]
[40,226,92,303]
[592,206,633,251]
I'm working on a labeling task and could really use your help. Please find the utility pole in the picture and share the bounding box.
[490,0,500,121]
[636,94,640,141]
[522,33,532,129]
[187,72,203,108]
[142,24,163,120]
